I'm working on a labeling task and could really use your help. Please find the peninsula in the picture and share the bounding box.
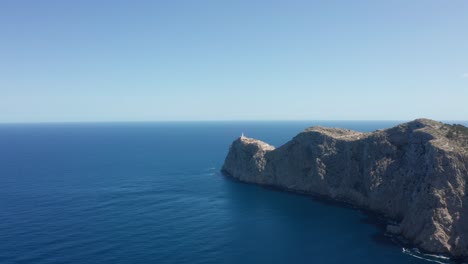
[222,119,468,259]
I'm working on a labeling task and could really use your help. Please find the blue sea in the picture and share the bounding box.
[1,121,465,264]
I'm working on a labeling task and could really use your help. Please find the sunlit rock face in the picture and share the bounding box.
[222,119,468,258]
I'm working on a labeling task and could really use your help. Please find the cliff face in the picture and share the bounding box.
[222,119,468,258]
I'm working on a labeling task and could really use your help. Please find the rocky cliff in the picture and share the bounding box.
[222,119,468,259]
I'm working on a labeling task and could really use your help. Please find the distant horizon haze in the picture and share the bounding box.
[1,119,467,125]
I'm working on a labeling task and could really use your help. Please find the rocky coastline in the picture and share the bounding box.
[222,119,468,260]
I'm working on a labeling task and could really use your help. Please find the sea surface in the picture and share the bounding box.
[1,121,466,264]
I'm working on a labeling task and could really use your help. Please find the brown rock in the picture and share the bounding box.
[222,119,468,258]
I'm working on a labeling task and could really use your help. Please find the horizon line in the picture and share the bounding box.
[1,119,468,125]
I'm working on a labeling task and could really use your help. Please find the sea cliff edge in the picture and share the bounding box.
[222,119,468,259]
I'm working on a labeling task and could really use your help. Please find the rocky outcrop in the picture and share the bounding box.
[222,119,468,259]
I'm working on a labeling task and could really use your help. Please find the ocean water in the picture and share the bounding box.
[0,121,465,264]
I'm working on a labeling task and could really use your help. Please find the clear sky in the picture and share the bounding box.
[1,0,467,122]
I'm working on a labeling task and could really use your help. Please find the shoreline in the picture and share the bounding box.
[221,170,461,263]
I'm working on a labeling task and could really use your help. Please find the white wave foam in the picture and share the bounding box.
[402,248,451,264]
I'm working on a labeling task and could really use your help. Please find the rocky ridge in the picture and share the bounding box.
[222,119,468,259]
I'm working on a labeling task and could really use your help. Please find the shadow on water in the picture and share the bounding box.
[219,172,460,264]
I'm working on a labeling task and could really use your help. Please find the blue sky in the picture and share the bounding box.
[1,0,467,122]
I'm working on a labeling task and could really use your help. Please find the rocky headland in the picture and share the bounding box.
[222,119,468,259]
